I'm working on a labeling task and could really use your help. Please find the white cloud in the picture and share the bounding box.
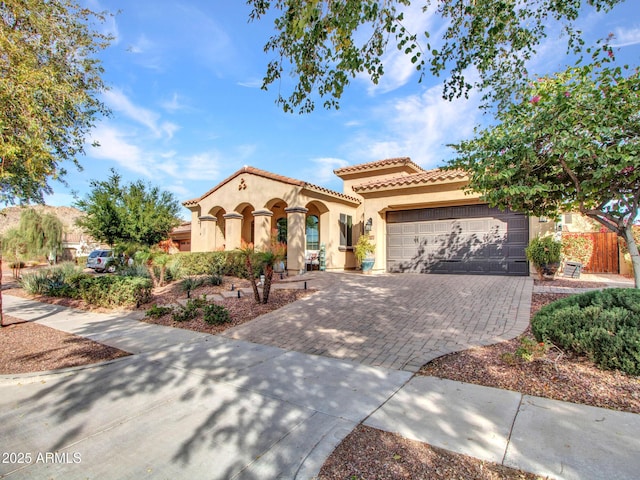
[161,93,187,113]
[610,27,640,47]
[345,83,482,168]
[237,79,263,88]
[305,157,349,184]
[127,34,154,54]
[185,153,223,180]
[103,88,178,139]
[88,125,149,175]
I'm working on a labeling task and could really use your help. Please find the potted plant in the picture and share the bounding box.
[525,236,562,280]
[355,234,376,273]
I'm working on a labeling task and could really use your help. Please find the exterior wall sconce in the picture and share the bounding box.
[538,216,548,223]
[364,217,373,233]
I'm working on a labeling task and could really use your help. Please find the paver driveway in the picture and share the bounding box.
[223,273,533,372]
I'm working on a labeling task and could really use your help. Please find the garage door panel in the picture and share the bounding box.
[387,206,528,276]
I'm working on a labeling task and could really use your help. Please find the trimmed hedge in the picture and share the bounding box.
[169,251,249,278]
[79,276,152,308]
[531,289,640,375]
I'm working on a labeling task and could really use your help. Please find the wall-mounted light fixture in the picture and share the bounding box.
[364,217,373,232]
[538,216,549,223]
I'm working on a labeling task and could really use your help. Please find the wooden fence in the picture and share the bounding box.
[580,232,619,273]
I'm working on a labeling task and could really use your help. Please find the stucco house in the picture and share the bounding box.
[181,157,542,276]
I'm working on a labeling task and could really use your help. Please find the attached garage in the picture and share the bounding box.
[386,205,529,276]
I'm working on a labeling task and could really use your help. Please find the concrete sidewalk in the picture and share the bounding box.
[1,294,412,479]
[2,294,639,479]
[366,375,640,480]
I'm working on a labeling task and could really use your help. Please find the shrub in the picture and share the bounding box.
[223,251,250,278]
[171,252,228,276]
[172,298,201,322]
[118,264,151,279]
[206,273,223,286]
[561,234,594,267]
[526,236,562,279]
[146,304,174,318]
[20,263,86,296]
[531,288,640,375]
[20,269,52,295]
[203,304,231,325]
[79,276,152,308]
[180,276,205,298]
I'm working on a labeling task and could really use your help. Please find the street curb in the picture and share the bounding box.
[0,354,136,386]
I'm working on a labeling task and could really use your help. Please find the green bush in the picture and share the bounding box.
[526,236,562,266]
[79,276,152,308]
[118,264,151,278]
[531,289,640,375]
[170,252,228,276]
[206,273,223,286]
[172,298,201,322]
[561,234,594,266]
[180,276,205,298]
[20,263,86,295]
[146,304,174,318]
[20,269,53,295]
[203,304,231,325]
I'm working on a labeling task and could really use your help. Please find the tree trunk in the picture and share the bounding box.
[147,263,158,288]
[622,224,640,288]
[245,257,261,303]
[262,264,274,304]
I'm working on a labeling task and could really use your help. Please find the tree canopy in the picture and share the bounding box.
[0,0,111,204]
[75,170,182,249]
[248,0,622,113]
[448,45,640,286]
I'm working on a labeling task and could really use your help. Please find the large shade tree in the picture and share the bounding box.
[75,170,182,249]
[247,0,622,113]
[0,0,111,325]
[0,0,111,203]
[449,45,640,287]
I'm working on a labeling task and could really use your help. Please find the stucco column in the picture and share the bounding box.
[285,206,308,274]
[252,209,273,251]
[198,215,217,252]
[223,212,244,251]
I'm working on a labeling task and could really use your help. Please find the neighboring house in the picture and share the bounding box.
[181,158,547,276]
[170,222,192,252]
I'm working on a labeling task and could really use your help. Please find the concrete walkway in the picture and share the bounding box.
[1,294,411,479]
[2,273,639,479]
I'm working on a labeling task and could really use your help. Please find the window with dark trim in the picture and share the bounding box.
[276,217,287,244]
[339,213,353,247]
[306,215,319,250]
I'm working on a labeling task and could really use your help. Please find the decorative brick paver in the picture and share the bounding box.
[222,273,533,372]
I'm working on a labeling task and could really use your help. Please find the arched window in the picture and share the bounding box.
[276,217,287,244]
[306,215,319,250]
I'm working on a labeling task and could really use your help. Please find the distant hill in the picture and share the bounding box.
[0,205,87,237]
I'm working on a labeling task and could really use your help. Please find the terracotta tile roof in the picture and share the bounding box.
[303,183,361,204]
[171,222,191,234]
[352,168,468,193]
[334,157,424,176]
[183,166,360,207]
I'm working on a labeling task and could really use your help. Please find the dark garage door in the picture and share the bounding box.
[386,205,529,275]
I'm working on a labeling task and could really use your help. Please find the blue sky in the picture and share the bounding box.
[46,1,640,219]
